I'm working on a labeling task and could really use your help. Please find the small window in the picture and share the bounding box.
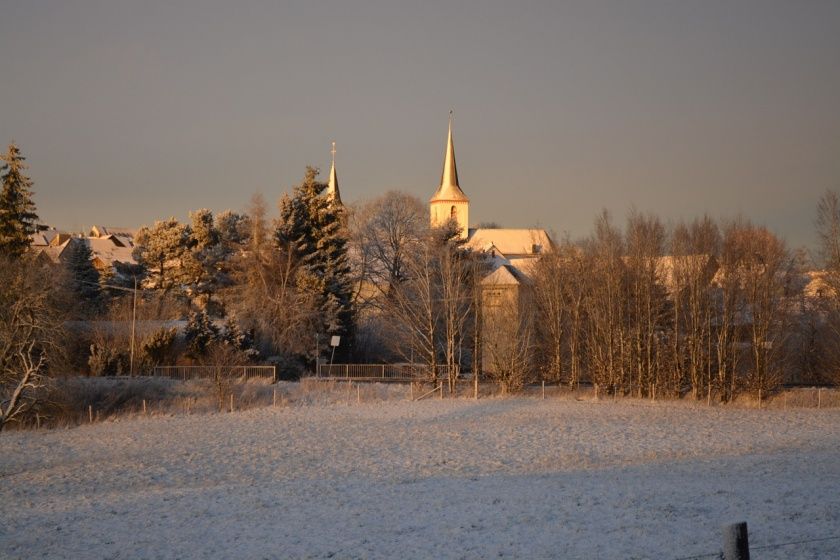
[450,205,457,219]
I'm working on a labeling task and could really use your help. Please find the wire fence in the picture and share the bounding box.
[151,365,276,382]
[674,527,840,560]
[315,363,458,381]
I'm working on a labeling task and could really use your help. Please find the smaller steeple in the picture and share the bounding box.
[326,141,342,205]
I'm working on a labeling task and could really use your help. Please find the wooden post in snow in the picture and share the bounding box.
[722,522,750,560]
[229,393,234,413]
[142,399,147,414]
[88,405,93,423]
[542,380,545,400]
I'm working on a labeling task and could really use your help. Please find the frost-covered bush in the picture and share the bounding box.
[138,327,178,373]
[88,343,128,376]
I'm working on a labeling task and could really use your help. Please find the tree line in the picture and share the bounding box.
[2,140,840,428]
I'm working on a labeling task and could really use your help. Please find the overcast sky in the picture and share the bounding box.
[2,1,839,249]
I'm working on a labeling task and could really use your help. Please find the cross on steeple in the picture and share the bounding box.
[327,141,342,206]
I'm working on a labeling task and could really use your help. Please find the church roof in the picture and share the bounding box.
[326,142,342,205]
[467,228,552,257]
[430,115,468,203]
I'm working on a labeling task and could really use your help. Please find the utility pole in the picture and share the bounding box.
[315,333,320,376]
[129,276,138,376]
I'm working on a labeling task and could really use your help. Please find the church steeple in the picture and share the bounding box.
[430,112,469,239]
[440,113,460,191]
[326,141,342,206]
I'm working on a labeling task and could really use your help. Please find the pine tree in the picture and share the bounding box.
[64,238,102,315]
[0,143,39,259]
[133,218,192,292]
[184,309,220,358]
[276,167,354,355]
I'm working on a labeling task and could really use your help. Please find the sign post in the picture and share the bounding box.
[329,336,341,373]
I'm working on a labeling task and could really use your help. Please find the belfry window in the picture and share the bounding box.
[450,205,457,219]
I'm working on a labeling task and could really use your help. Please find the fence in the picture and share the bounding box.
[151,365,277,382]
[675,521,840,560]
[315,363,458,382]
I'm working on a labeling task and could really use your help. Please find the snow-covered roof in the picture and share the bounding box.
[83,237,137,266]
[90,225,136,240]
[481,264,527,286]
[467,228,552,257]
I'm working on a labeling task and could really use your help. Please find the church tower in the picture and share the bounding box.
[430,114,469,239]
[326,141,342,206]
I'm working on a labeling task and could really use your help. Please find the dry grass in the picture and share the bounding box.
[7,376,839,431]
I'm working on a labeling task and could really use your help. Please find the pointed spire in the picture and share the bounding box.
[326,141,342,205]
[441,111,459,189]
[431,111,468,202]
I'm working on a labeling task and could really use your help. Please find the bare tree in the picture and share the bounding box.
[531,250,567,383]
[482,282,534,394]
[624,211,668,397]
[0,257,64,430]
[582,211,627,393]
[813,190,840,381]
[711,221,744,401]
[352,191,426,299]
[388,235,441,380]
[736,222,796,398]
[670,217,720,399]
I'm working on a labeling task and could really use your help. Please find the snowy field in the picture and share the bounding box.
[2,396,840,559]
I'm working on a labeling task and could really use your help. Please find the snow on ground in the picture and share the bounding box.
[2,396,840,559]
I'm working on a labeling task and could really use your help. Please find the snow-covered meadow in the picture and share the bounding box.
[2,395,840,559]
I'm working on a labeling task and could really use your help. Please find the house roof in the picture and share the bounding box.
[83,237,137,265]
[467,228,552,257]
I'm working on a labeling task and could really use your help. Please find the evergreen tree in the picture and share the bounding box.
[0,143,39,259]
[184,309,220,358]
[221,315,259,359]
[64,238,102,315]
[133,218,192,292]
[276,167,354,354]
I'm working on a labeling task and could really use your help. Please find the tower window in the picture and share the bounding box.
[450,205,457,219]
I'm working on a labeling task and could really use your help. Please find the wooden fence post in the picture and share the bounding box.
[818,387,822,409]
[229,393,234,413]
[722,522,750,560]
[542,380,545,400]
[88,405,93,423]
[273,388,277,407]
[142,399,147,414]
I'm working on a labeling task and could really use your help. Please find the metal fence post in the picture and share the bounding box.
[722,522,750,560]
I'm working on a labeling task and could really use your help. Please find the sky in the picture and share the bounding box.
[1,0,839,250]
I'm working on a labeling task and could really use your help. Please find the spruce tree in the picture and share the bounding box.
[0,143,39,259]
[64,238,102,315]
[184,309,220,358]
[276,167,354,353]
